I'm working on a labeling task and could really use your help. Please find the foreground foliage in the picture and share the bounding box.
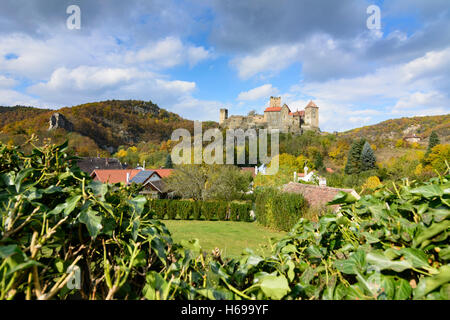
[1,139,449,300]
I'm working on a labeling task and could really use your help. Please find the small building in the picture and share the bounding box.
[403,134,421,144]
[90,169,169,198]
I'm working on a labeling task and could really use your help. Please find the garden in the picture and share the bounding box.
[0,138,449,300]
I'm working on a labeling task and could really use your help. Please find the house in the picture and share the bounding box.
[75,157,125,174]
[403,134,421,144]
[90,169,169,198]
[282,182,360,211]
[90,169,141,184]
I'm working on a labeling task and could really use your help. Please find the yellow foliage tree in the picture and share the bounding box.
[363,176,382,190]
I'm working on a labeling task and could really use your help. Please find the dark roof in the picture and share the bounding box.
[76,157,124,174]
[130,170,156,184]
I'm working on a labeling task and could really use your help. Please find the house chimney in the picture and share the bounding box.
[294,171,297,182]
[126,172,130,185]
[255,165,258,175]
[143,160,146,170]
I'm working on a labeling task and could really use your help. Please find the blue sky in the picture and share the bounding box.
[0,0,449,132]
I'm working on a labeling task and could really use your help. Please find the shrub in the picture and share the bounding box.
[192,201,202,220]
[255,188,309,231]
[201,201,217,220]
[217,201,228,221]
[177,200,193,220]
[229,202,251,221]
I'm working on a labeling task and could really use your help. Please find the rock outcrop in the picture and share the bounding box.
[48,113,73,131]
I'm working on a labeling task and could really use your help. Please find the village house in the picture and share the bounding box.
[90,168,174,198]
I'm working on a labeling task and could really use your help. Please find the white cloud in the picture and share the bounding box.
[0,75,17,88]
[231,45,301,79]
[287,47,450,131]
[125,37,212,68]
[237,84,278,101]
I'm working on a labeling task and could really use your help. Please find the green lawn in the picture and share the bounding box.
[163,220,286,258]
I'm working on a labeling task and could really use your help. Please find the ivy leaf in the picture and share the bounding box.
[79,207,103,238]
[414,264,450,299]
[88,181,108,201]
[257,274,291,300]
[410,185,443,198]
[394,278,412,300]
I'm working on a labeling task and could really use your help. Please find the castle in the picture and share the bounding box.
[219,96,319,134]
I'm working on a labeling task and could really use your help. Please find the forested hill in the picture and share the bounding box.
[339,114,450,145]
[0,100,217,155]
[0,106,50,128]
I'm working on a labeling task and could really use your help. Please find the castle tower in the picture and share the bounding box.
[270,96,281,109]
[219,108,228,125]
[304,101,319,128]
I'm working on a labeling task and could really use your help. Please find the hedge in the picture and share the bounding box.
[255,188,308,231]
[148,199,252,222]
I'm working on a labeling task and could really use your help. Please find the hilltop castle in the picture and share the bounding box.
[219,96,319,134]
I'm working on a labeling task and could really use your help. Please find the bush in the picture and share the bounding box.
[192,201,202,220]
[255,188,309,231]
[229,202,251,222]
[177,200,193,220]
[201,201,217,220]
[217,201,228,221]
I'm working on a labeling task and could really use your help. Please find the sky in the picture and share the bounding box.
[0,0,449,132]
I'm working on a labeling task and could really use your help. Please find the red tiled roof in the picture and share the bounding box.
[326,168,334,173]
[282,182,359,211]
[152,169,174,178]
[91,169,141,184]
[264,107,282,112]
[289,110,305,117]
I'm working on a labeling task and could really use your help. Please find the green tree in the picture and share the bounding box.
[165,153,173,168]
[426,131,440,156]
[345,138,366,175]
[361,141,376,171]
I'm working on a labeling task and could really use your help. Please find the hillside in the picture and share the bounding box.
[0,100,219,155]
[339,114,450,145]
[0,106,50,128]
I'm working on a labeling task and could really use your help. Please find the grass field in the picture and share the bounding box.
[163,220,286,258]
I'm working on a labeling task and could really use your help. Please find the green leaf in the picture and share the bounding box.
[143,271,170,300]
[414,265,450,299]
[334,250,366,275]
[394,278,412,300]
[328,191,357,205]
[365,251,412,272]
[6,260,43,276]
[410,185,444,198]
[79,207,103,238]
[197,288,233,300]
[0,244,22,259]
[128,195,147,216]
[88,181,108,201]
[257,274,291,300]
[413,220,450,248]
